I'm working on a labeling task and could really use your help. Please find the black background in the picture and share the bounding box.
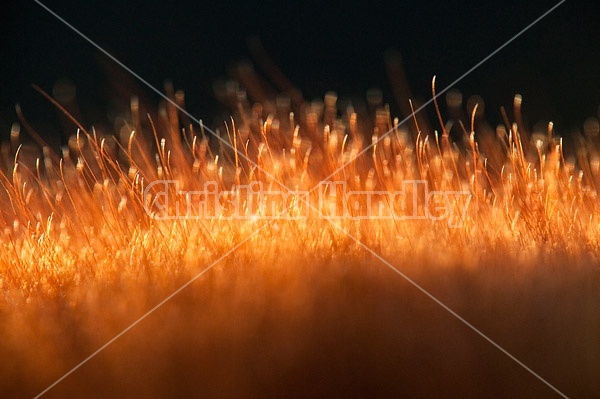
[1,0,598,143]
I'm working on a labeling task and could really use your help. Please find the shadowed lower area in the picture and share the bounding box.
[3,239,599,398]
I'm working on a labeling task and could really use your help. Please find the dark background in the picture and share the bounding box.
[1,0,598,143]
